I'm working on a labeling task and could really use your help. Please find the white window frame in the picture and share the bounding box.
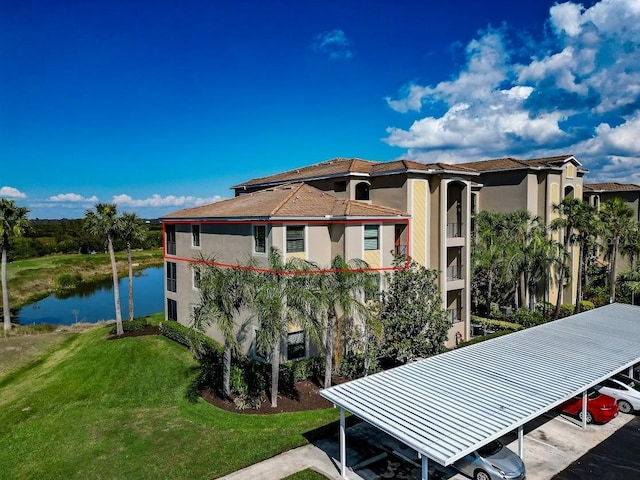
[191,224,201,249]
[192,267,201,290]
[364,225,379,251]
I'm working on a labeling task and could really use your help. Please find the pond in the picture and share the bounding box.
[16,266,164,326]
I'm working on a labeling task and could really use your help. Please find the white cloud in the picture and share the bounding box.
[383,0,640,183]
[49,193,99,203]
[0,186,27,198]
[112,194,223,208]
[313,29,354,59]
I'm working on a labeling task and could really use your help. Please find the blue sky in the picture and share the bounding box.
[3,0,639,219]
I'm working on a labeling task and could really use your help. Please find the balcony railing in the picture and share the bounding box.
[167,278,177,293]
[166,241,176,255]
[447,222,464,238]
[395,244,407,256]
[446,264,463,281]
[447,307,463,324]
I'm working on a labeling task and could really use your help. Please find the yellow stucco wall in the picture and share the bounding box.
[364,249,381,268]
[412,180,427,265]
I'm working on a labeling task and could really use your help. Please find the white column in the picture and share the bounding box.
[518,425,524,459]
[340,408,347,479]
[629,366,634,378]
[582,390,588,429]
[421,454,429,480]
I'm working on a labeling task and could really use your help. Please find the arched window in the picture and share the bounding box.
[355,182,370,201]
[564,186,574,199]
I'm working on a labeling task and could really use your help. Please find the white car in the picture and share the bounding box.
[595,374,640,414]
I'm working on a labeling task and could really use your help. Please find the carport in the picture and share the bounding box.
[321,303,640,480]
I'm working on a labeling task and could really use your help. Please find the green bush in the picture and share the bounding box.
[558,303,574,318]
[109,318,149,335]
[509,308,546,328]
[471,315,523,332]
[580,300,595,311]
[457,330,513,347]
[54,273,82,290]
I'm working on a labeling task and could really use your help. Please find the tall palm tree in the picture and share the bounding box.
[599,198,634,302]
[120,213,146,321]
[192,259,251,399]
[572,202,599,314]
[251,248,316,407]
[311,255,376,389]
[85,203,123,335]
[621,221,640,271]
[550,198,583,319]
[0,199,29,332]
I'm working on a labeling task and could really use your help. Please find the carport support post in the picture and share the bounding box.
[630,366,634,379]
[582,390,588,429]
[421,454,429,480]
[340,408,346,479]
[518,425,524,459]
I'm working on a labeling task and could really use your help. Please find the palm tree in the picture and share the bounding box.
[0,199,29,331]
[573,202,599,314]
[85,203,123,335]
[600,198,634,302]
[192,259,251,399]
[621,221,640,271]
[550,198,583,319]
[251,248,316,407]
[120,213,146,321]
[311,255,376,389]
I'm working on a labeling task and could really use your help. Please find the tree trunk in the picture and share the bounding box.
[108,235,123,335]
[270,339,280,407]
[127,240,134,321]
[324,317,334,389]
[487,270,493,308]
[519,273,526,310]
[575,243,585,314]
[554,243,568,320]
[610,239,619,302]
[222,345,231,399]
[2,245,11,331]
[528,283,536,311]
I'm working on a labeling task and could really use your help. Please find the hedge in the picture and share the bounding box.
[109,318,149,335]
[471,315,523,332]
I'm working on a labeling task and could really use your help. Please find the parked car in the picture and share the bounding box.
[557,388,618,423]
[595,374,640,414]
[453,439,526,480]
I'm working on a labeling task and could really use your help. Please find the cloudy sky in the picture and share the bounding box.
[2,0,639,218]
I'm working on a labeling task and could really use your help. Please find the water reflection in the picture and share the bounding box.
[17,266,164,326]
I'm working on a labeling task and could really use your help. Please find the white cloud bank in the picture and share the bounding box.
[0,186,27,198]
[112,194,223,208]
[49,193,99,202]
[384,0,640,182]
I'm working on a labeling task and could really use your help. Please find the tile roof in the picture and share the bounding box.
[163,183,408,220]
[462,155,577,172]
[233,157,478,189]
[584,182,640,192]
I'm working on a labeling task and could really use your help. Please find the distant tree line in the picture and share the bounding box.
[8,218,161,261]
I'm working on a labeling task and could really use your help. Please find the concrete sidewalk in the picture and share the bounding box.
[217,443,362,480]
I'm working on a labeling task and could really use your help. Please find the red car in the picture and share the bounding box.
[558,388,618,424]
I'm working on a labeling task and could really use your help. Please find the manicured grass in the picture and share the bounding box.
[282,469,330,479]
[4,249,163,309]
[0,323,339,479]
[0,330,72,378]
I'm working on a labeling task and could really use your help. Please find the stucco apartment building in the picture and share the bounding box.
[462,155,587,307]
[162,158,478,356]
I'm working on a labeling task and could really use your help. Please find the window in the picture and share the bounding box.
[286,226,304,253]
[253,225,266,253]
[165,225,176,255]
[167,262,177,292]
[364,225,379,250]
[287,330,306,360]
[191,224,201,248]
[192,268,201,289]
[355,182,370,201]
[167,299,177,322]
[566,165,575,178]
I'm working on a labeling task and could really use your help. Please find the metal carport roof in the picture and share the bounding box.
[321,303,640,470]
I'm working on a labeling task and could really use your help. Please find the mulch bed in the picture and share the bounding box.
[201,378,335,414]
[108,325,161,339]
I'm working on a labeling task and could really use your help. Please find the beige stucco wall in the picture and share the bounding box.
[475,170,529,213]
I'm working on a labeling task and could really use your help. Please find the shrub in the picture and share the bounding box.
[54,273,82,290]
[580,300,595,311]
[109,318,148,335]
[558,303,574,318]
[336,353,380,380]
[509,308,546,328]
[471,315,522,332]
[456,330,513,347]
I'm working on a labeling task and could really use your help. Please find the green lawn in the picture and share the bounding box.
[0,322,339,479]
[0,330,72,378]
[282,469,330,479]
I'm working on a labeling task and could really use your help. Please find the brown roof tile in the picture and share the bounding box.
[462,155,577,172]
[584,182,640,192]
[163,183,407,219]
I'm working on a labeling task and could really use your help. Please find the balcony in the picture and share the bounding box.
[447,307,463,324]
[447,222,463,238]
[166,241,176,256]
[446,264,463,281]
